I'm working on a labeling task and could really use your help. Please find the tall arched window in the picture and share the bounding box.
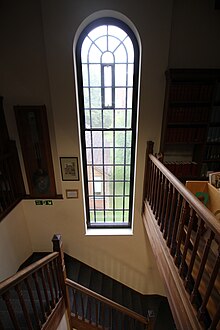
[75,18,140,228]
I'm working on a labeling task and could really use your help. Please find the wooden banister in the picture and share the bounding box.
[142,141,220,330]
[0,252,58,294]
[65,278,149,326]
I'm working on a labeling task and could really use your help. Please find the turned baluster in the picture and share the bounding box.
[163,181,172,239]
[156,174,164,222]
[198,246,220,322]
[39,268,51,314]
[159,177,168,229]
[87,298,92,323]
[50,260,59,302]
[174,200,188,267]
[2,291,20,330]
[149,163,155,207]
[79,292,84,321]
[184,218,205,291]
[25,278,41,329]
[15,284,33,329]
[45,263,55,308]
[155,171,162,219]
[167,186,177,248]
[170,193,183,257]
[152,167,159,214]
[32,272,46,322]
[191,230,215,305]
[95,300,99,326]
[72,289,78,317]
[179,207,195,278]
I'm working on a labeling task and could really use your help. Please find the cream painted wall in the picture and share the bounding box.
[0,203,32,281]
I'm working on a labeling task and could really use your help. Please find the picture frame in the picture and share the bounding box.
[60,157,79,181]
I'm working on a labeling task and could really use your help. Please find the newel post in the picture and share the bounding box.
[52,234,71,324]
[142,141,154,214]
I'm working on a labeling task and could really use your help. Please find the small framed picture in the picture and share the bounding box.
[60,157,79,181]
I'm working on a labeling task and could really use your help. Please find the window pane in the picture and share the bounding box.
[104,131,113,146]
[103,109,113,129]
[115,110,125,128]
[115,88,126,108]
[82,64,88,85]
[126,109,132,128]
[115,149,124,164]
[91,110,102,128]
[88,25,107,41]
[90,88,101,108]
[115,131,125,147]
[124,37,134,62]
[83,88,89,108]
[93,149,102,164]
[114,44,126,63]
[81,37,92,63]
[108,35,120,52]
[104,148,113,164]
[89,44,102,63]
[115,166,124,180]
[86,149,92,164]
[90,65,101,86]
[92,131,102,147]
[115,64,127,86]
[95,35,107,52]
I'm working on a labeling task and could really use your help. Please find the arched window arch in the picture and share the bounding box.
[75,17,140,228]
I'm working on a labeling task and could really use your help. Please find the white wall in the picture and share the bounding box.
[0,203,32,281]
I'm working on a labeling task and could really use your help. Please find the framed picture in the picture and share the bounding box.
[60,157,79,181]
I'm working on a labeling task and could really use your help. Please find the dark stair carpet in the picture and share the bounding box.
[0,252,176,329]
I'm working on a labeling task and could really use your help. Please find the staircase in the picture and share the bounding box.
[64,254,176,330]
[142,141,220,329]
[0,250,176,330]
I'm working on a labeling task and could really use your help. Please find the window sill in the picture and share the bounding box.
[85,228,133,236]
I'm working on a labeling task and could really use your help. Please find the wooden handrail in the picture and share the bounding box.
[148,154,220,239]
[66,278,149,325]
[143,142,220,329]
[0,252,59,294]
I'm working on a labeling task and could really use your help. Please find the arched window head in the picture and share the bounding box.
[75,17,140,229]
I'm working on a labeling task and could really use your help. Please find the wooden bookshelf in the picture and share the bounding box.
[160,69,220,181]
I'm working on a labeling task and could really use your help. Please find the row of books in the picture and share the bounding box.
[205,145,220,160]
[167,106,209,123]
[207,127,220,142]
[210,106,220,123]
[164,161,198,177]
[165,127,206,143]
[169,84,213,102]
